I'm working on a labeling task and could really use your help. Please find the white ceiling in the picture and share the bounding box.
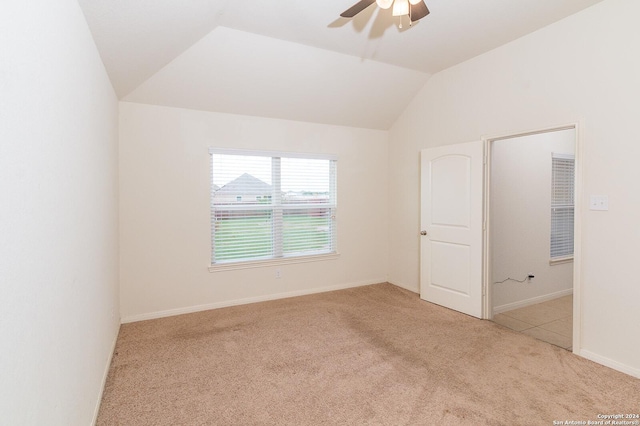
[78,0,604,129]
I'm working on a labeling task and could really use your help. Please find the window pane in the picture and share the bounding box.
[282,208,333,256]
[281,158,331,204]
[212,154,272,206]
[551,157,575,205]
[551,207,574,258]
[213,209,273,262]
[550,155,575,259]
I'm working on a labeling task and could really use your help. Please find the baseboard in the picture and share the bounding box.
[578,349,640,379]
[121,278,387,324]
[493,288,573,315]
[388,280,419,294]
[91,323,120,425]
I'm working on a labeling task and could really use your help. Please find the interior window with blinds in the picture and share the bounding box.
[550,153,575,260]
[209,149,337,265]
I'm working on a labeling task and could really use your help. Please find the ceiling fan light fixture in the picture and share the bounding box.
[392,0,409,17]
[376,0,393,9]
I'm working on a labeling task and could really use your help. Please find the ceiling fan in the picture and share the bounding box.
[340,0,430,28]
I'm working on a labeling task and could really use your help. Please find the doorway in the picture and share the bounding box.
[486,126,578,351]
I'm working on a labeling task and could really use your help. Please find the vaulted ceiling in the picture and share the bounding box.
[78,0,604,129]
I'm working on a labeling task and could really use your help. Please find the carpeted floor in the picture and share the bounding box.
[97,283,639,425]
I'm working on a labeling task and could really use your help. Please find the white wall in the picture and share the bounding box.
[491,130,574,312]
[389,0,640,376]
[0,1,120,425]
[119,102,388,321]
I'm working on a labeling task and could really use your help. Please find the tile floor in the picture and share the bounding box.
[493,295,573,351]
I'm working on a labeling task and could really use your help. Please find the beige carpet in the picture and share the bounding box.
[97,283,639,425]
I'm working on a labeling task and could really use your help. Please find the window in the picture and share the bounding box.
[550,153,575,261]
[209,149,337,267]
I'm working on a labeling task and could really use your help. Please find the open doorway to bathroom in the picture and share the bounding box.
[488,127,576,351]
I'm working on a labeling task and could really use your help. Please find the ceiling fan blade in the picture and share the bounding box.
[340,0,376,18]
[410,0,430,22]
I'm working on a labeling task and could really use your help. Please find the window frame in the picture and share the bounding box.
[208,148,339,272]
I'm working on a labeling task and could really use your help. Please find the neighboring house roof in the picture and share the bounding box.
[215,173,271,196]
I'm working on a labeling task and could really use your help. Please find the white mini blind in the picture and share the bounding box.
[550,153,575,260]
[210,149,337,265]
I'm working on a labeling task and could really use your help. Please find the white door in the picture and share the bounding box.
[420,141,484,318]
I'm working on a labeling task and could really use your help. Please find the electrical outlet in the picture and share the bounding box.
[590,195,609,211]
[275,269,282,279]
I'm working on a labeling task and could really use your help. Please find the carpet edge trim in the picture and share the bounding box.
[387,280,419,294]
[91,324,120,425]
[579,349,640,379]
[120,278,387,324]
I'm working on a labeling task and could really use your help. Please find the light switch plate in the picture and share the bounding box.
[590,195,609,211]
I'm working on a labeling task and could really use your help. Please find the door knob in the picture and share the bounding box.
[420,230,428,236]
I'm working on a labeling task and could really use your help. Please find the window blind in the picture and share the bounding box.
[550,153,575,259]
[209,149,337,265]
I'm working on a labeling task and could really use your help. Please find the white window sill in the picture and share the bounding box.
[550,256,573,265]
[209,252,340,272]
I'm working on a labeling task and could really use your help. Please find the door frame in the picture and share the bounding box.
[482,122,583,354]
